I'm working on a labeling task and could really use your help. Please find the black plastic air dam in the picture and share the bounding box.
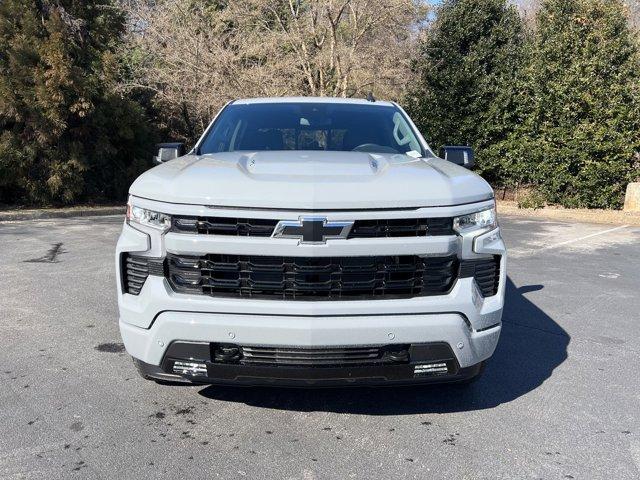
[138,359,483,387]
[137,341,483,387]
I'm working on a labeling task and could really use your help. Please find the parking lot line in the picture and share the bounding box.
[526,224,629,254]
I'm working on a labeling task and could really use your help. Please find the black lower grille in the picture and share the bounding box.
[167,254,458,300]
[238,345,409,367]
[459,256,501,297]
[162,342,460,376]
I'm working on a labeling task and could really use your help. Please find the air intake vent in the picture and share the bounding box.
[122,254,149,295]
[121,254,164,295]
[238,345,410,367]
[459,256,501,297]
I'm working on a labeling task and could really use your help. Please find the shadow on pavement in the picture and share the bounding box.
[198,277,569,414]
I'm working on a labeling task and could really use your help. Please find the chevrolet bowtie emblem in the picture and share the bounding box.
[272,217,354,244]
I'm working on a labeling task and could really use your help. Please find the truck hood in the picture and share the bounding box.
[129,151,493,209]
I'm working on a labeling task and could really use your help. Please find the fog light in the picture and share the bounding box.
[414,362,449,376]
[173,361,208,377]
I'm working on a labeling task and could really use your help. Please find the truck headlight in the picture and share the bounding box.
[126,203,171,232]
[453,206,497,234]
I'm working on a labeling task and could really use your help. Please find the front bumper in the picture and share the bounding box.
[135,357,485,387]
[116,198,506,384]
[135,340,485,386]
[120,307,501,370]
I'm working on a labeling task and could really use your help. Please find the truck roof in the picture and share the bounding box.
[232,96,396,107]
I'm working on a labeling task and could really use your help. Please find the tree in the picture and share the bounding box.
[119,0,428,144]
[516,0,640,208]
[0,0,156,206]
[405,0,526,185]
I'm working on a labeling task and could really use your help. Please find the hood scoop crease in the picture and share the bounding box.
[239,151,385,178]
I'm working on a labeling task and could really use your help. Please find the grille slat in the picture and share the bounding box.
[239,345,407,367]
[243,353,380,361]
[167,254,459,300]
[243,347,380,354]
[171,216,455,238]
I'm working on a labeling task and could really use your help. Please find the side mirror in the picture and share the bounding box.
[440,145,475,169]
[153,142,185,164]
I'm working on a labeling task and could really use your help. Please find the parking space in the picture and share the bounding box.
[0,215,639,479]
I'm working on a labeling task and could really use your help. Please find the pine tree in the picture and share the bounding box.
[0,0,156,205]
[516,0,640,208]
[405,0,526,183]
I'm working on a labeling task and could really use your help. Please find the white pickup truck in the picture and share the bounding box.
[116,97,506,386]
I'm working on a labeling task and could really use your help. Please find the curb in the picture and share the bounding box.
[0,206,125,222]
[497,205,640,227]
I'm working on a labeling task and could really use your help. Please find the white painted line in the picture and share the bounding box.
[598,272,620,279]
[535,224,629,253]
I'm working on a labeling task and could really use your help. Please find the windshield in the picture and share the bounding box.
[197,102,425,156]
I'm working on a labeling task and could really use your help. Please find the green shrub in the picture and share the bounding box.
[405,0,640,209]
[512,0,640,209]
[517,190,546,210]
[0,0,157,206]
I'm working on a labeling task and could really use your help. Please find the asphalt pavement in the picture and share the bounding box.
[1,214,639,479]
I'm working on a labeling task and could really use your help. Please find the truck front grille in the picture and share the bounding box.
[166,254,458,300]
[171,216,454,237]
